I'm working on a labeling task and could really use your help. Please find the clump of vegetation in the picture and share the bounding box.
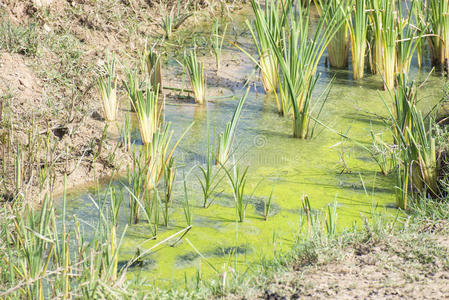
[216,88,249,165]
[184,50,207,104]
[97,53,118,121]
[348,0,369,80]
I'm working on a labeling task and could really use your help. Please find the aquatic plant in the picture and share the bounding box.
[263,190,273,221]
[184,50,206,104]
[131,87,162,145]
[428,0,449,67]
[97,53,117,121]
[198,147,224,208]
[247,0,288,93]
[124,68,140,111]
[396,1,422,76]
[348,0,369,80]
[325,198,338,237]
[127,148,146,224]
[316,0,350,68]
[369,130,396,176]
[369,0,386,75]
[264,3,343,138]
[145,122,193,191]
[146,46,162,92]
[163,157,176,226]
[182,170,192,226]
[211,19,228,72]
[224,164,249,222]
[216,88,249,165]
[379,0,396,90]
[160,1,192,40]
[380,75,439,207]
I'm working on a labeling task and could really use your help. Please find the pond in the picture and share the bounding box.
[60,5,445,287]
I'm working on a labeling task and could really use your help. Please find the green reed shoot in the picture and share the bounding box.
[131,86,162,145]
[97,53,117,121]
[369,130,395,176]
[163,157,176,226]
[316,0,350,68]
[182,170,192,226]
[369,0,386,75]
[216,88,249,165]
[126,147,146,224]
[198,148,224,208]
[211,19,228,72]
[348,0,369,80]
[380,0,396,90]
[224,163,250,223]
[396,1,422,75]
[247,0,288,93]
[264,3,343,138]
[124,68,140,111]
[325,197,338,237]
[263,190,273,221]
[146,47,162,92]
[428,0,449,67]
[145,122,193,191]
[184,50,206,104]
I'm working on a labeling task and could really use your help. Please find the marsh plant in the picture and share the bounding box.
[198,148,225,208]
[428,0,449,67]
[316,0,350,68]
[381,75,439,208]
[97,53,118,121]
[224,164,250,222]
[247,0,288,93]
[184,50,206,104]
[216,88,249,165]
[146,47,162,92]
[348,0,369,80]
[265,3,343,138]
[131,86,162,145]
[145,122,193,191]
[211,19,228,72]
[163,157,176,226]
[160,1,192,40]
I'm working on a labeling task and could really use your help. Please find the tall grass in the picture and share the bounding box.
[146,47,162,92]
[264,3,342,138]
[348,0,369,80]
[184,50,206,104]
[316,0,350,68]
[224,164,249,222]
[247,0,287,93]
[97,53,117,121]
[428,0,449,67]
[131,87,162,145]
[369,0,386,75]
[216,88,249,165]
[211,19,228,72]
[380,0,396,90]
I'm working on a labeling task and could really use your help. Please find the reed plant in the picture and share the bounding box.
[369,0,386,75]
[131,86,162,145]
[316,0,350,68]
[211,19,228,72]
[265,4,342,138]
[124,69,140,110]
[380,75,439,207]
[145,122,193,191]
[263,190,273,221]
[348,0,369,80]
[224,164,249,222]
[216,89,249,165]
[184,50,206,104]
[163,157,176,226]
[396,1,422,76]
[97,53,117,121]
[380,0,396,90]
[126,147,147,224]
[146,47,162,92]
[198,148,224,208]
[428,0,449,67]
[247,0,288,93]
